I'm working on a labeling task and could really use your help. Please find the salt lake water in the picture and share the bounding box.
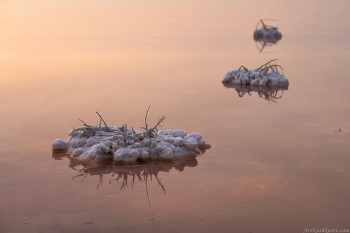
[1,0,350,232]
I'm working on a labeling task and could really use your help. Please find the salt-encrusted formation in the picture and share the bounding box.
[223,82,288,103]
[222,59,289,87]
[253,19,282,43]
[52,109,211,164]
[253,19,282,52]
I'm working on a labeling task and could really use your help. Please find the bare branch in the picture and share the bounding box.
[96,112,108,128]
[259,59,278,70]
[78,118,87,126]
[151,115,166,131]
[144,105,150,130]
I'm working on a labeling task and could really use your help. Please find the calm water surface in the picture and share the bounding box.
[1,1,350,232]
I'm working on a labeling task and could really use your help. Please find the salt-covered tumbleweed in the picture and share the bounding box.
[52,108,211,163]
[222,59,289,87]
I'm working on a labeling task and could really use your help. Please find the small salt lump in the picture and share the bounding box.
[253,19,282,52]
[253,19,282,43]
[52,139,69,151]
[52,110,211,164]
[222,59,289,87]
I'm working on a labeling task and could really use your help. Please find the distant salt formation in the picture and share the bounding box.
[253,19,282,52]
[223,82,288,103]
[253,19,282,42]
[222,59,289,87]
[52,108,211,164]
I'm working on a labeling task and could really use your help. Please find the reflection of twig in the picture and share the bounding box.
[256,40,275,53]
[54,152,205,208]
[109,173,119,184]
[72,173,84,180]
[79,173,88,184]
[155,174,166,194]
[137,173,143,182]
[120,174,128,190]
[144,172,151,207]
[96,174,103,190]
[258,89,284,104]
[238,91,252,97]
[131,174,135,190]
[264,90,283,103]
[72,167,89,183]
[59,156,203,207]
[223,83,287,104]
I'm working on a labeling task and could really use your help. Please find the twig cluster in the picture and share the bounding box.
[236,59,284,80]
[257,59,284,75]
[72,106,166,144]
[109,170,166,206]
[255,19,278,31]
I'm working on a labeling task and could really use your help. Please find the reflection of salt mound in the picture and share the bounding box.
[52,151,198,176]
[52,109,211,164]
[222,59,289,87]
[253,19,282,52]
[52,151,200,205]
[223,82,288,103]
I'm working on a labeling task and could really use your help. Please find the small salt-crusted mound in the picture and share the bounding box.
[253,19,282,43]
[254,29,282,42]
[52,110,211,164]
[222,59,289,87]
[253,19,282,52]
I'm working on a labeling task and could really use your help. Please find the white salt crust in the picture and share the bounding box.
[52,139,69,151]
[222,65,289,87]
[52,127,210,164]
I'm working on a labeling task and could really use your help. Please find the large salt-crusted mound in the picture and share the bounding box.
[222,59,289,87]
[52,110,211,164]
[223,82,288,103]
